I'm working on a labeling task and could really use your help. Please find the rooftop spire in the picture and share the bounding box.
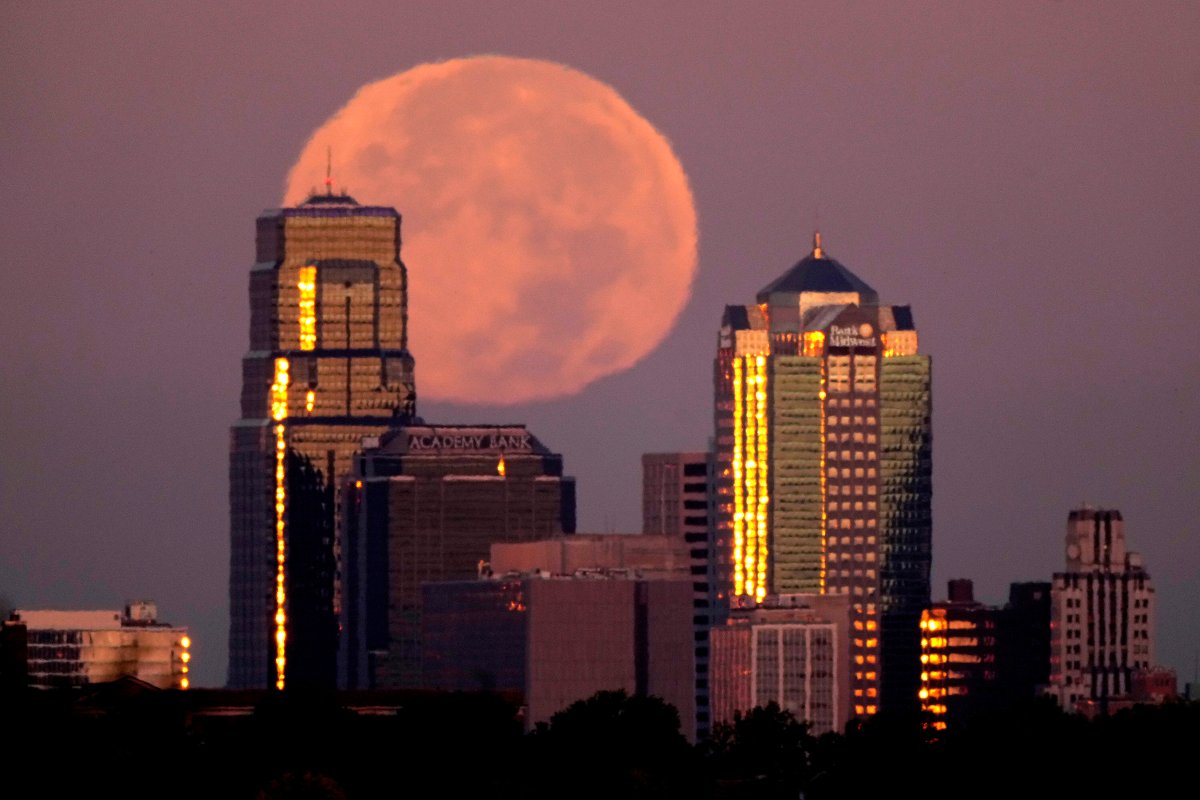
[813,231,823,259]
[325,146,333,196]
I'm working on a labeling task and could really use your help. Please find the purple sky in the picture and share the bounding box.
[2,3,1197,689]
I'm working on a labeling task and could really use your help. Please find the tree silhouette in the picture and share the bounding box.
[523,690,697,799]
[705,702,817,798]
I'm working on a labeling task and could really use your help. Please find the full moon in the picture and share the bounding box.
[285,56,697,404]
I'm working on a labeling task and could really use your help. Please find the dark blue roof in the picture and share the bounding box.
[723,304,751,330]
[756,249,878,306]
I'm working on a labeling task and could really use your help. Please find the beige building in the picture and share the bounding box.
[5,602,190,689]
[1049,507,1155,709]
[709,593,851,734]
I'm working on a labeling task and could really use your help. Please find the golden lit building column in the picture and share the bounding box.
[731,351,769,603]
[229,191,418,690]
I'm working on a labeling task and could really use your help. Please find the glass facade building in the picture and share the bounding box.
[338,425,575,690]
[712,234,931,714]
[228,191,417,690]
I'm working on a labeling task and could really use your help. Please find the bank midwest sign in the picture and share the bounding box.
[406,431,533,452]
[828,323,878,349]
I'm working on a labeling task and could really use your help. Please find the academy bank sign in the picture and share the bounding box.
[406,431,533,452]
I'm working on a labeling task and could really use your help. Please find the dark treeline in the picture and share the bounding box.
[4,686,1195,798]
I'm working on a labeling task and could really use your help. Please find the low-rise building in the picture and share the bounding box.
[1,601,190,689]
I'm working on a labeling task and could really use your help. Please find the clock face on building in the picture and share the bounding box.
[1067,544,1080,560]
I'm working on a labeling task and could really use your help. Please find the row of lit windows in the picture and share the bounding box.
[828,397,876,408]
[827,415,878,427]
[829,500,877,511]
[829,467,877,479]
[828,551,877,562]
[830,585,878,597]
[827,450,878,462]
[830,568,877,579]
[828,518,876,529]
[827,431,876,444]
[829,485,876,496]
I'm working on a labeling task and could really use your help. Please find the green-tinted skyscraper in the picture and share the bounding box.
[713,233,931,714]
[229,190,417,689]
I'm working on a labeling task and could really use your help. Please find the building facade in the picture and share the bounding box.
[422,572,695,736]
[709,594,851,734]
[338,424,575,690]
[1049,507,1155,709]
[996,581,1051,702]
[2,603,190,689]
[642,451,713,734]
[228,190,417,690]
[713,233,931,715]
[918,580,998,728]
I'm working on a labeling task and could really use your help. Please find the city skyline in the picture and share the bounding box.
[2,4,1197,688]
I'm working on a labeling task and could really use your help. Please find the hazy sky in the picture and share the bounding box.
[2,2,1197,688]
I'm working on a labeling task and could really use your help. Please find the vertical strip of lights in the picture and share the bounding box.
[299,266,317,415]
[753,355,767,602]
[732,357,745,598]
[271,357,289,690]
[803,331,827,592]
[298,266,317,351]
[179,634,191,690]
[919,611,948,729]
[734,352,769,602]
[744,356,758,599]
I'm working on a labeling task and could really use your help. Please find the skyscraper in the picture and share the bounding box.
[642,452,713,735]
[712,233,931,714]
[338,424,575,690]
[228,189,417,690]
[1049,507,1155,709]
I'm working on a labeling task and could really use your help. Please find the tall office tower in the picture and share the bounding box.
[642,452,713,735]
[713,233,931,715]
[1049,507,1155,709]
[338,424,575,690]
[228,190,417,690]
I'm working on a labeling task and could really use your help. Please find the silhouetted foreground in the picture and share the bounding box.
[4,682,1194,798]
